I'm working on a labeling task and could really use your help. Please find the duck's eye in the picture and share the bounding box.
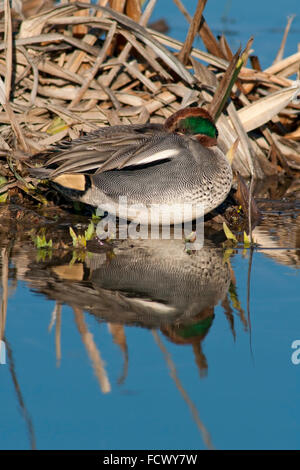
[175,127,186,134]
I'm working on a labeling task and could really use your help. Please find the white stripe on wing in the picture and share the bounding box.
[137,148,179,165]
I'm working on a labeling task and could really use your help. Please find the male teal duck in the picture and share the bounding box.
[30,107,232,224]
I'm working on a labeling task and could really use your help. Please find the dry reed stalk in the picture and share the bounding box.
[152,330,215,450]
[108,323,128,384]
[273,14,296,64]
[73,306,111,393]
[178,0,207,65]
[69,21,117,108]
[55,303,62,367]
[70,0,90,36]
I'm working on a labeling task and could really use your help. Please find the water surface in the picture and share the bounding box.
[0,177,299,450]
[151,0,300,69]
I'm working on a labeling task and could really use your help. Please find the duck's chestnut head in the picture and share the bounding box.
[164,107,218,147]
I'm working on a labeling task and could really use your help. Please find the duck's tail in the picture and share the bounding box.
[29,167,52,179]
[30,167,89,192]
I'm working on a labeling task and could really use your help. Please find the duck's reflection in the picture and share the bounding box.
[15,238,232,377]
[10,237,237,449]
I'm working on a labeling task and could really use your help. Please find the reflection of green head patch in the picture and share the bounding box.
[178,116,217,138]
[177,317,213,339]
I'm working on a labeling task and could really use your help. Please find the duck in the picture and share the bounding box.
[30,107,232,225]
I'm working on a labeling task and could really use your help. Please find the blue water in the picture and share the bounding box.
[151,0,300,68]
[1,247,300,450]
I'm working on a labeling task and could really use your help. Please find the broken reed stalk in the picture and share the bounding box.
[209,38,253,122]
[247,245,254,360]
[273,14,296,64]
[152,330,215,450]
[108,323,128,385]
[178,0,207,65]
[208,47,241,121]
[5,339,37,449]
[72,306,111,394]
[55,302,62,367]
[173,0,226,59]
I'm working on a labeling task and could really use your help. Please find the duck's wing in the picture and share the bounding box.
[35,125,189,178]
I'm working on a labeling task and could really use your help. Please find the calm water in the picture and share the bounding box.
[0,181,300,450]
[1,0,300,451]
[151,0,300,69]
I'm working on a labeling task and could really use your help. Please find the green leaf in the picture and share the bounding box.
[78,235,86,247]
[223,248,234,264]
[46,117,68,135]
[223,222,237,242]
[36,249,52,262]
[243,231,251,247]
[84,221,95,241]
[36,234,52,249]
[69,227,79,247]
[0,192,8,202]
[0,175,8,187]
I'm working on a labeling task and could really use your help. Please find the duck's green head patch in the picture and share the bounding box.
[164,107,218,140]
[177,115,218,138]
